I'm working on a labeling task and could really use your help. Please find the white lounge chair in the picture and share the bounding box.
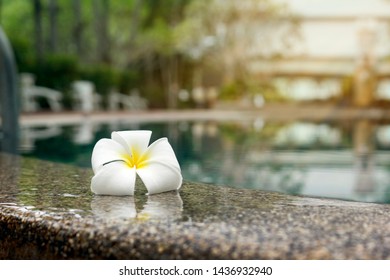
[21,73,63,112]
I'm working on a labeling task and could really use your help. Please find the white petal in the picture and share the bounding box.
[144,138,181,172]
[136,161,183,195]
[91,161,136,196]
[91,138,128,173]
[112,130,151,156]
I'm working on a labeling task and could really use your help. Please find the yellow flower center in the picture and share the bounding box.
[122,147,149,169]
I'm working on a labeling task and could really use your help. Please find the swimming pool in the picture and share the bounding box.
[20,116,390,203]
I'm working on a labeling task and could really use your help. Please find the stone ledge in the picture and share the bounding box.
[1,153,390,259]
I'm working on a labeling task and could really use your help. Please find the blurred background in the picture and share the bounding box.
[2,0,390,203]
[1,0,389,109]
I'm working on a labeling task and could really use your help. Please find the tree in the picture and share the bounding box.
[33,0,43,61]
[72,0,83,56]
[2,0,298,108]
[133,0,192,108]
[177,0,297,84]
[48,0,58,53]
[129,0,141,46]
[93,0,111,64]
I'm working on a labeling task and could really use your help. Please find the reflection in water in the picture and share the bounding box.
[91,192,183,221]
[353,120,375,195]
[20,125,62,152]
[275,122,341,146]
[20,116,390,203]
[73,117,95,145]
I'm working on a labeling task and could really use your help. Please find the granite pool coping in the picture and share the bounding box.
[1,152,390,259]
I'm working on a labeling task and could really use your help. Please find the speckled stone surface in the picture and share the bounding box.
[1,152,390,259]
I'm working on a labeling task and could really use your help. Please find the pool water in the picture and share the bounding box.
[20,118,390,204]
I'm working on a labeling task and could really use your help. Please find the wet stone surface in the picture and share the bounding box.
[1,152,390,259]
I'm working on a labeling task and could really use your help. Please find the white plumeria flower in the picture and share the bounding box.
[91,130,182,196]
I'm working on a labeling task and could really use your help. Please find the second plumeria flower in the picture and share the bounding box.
[91,130,182,196]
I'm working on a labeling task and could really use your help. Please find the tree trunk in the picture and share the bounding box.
[48,0,58,53]
[159,55,180,109]
[33,0,44,61]
[129,0,141,45]
[72,0,83,56]
[93,0,110,64]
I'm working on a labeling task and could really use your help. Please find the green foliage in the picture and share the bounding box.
[35,54,79,91]
[79,64,119,97]
[258,82,289,103]
[78,65,139,107]
[27,54,79,109]
[8,36,35,72]
[142,83,167,109]
[138,18,175,55]
[117,70,139,94]
[219,78,290,102]
[219,80,246,100]
[2,0,195,109]
[1,0,33,37]
[1,0,295,110]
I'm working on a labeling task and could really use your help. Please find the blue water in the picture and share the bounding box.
[20,118,390,203]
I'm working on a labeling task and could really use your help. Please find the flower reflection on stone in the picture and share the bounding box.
[91,192,183,221]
